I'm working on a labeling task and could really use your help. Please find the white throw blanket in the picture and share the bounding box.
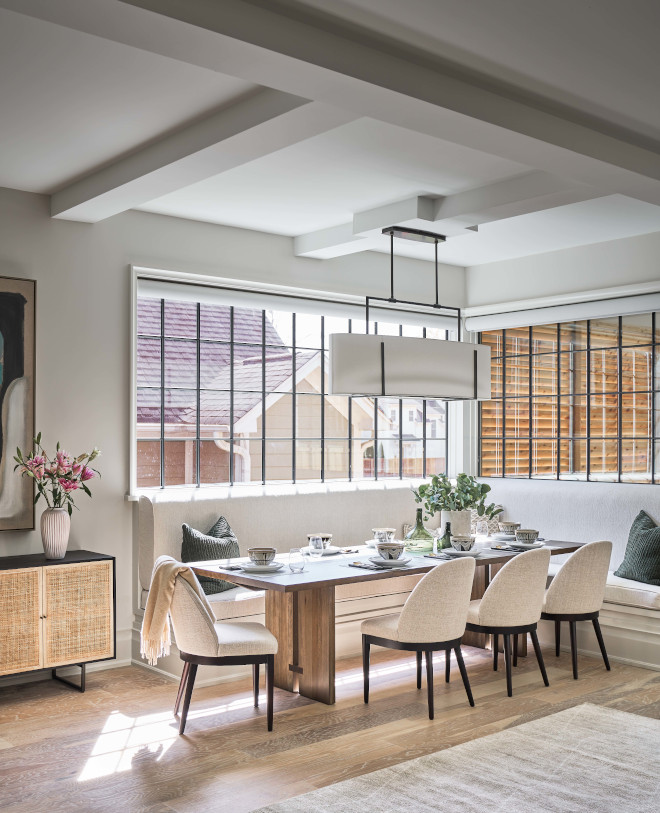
[140,555,214,666]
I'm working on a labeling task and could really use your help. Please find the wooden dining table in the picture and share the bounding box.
[191,540,582,705]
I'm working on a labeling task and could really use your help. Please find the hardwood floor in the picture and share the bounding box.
[0,646,658,813]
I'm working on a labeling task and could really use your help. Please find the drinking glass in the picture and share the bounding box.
[475,520,489,539]
[289,548,305,573]
[308,535,325,561]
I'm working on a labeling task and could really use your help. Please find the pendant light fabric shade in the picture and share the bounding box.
[329,334,492,400]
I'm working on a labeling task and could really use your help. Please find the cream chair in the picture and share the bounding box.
[541,540,612,679]
[361,557,476,720]
[465,547,551,697]
[169,573,278,734]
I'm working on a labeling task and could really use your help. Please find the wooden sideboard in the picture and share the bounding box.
[0,550,115,691]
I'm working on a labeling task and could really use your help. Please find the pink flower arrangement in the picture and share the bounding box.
[15,433,100,514]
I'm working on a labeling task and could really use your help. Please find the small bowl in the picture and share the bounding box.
[307,533,333,549]
[451,535,476,552]
[515,529,539,543]
[376,542,405,560]
[372,528,396,544]
[499,521,521,534]
[248,547,277,565]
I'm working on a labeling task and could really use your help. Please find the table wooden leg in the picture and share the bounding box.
[265,591,296,693]
[265,586,336,705]
[461,566,488,649]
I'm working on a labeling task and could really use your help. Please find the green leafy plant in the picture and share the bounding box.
[413,473,503,521]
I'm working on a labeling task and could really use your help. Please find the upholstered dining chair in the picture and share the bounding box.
[169,571,278,734]
[541,540,612,680]
[361,557,476,720]
[465,547,551,697]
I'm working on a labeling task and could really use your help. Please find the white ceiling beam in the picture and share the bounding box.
[6,0,660,205]
[51,90,354,222]
[295,172,606,258]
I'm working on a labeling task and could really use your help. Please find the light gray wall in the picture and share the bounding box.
[0,186,464,658]
[466,230,660,307]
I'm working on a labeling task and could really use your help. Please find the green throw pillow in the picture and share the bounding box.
[181,518,240,595]
[614,510,660,586]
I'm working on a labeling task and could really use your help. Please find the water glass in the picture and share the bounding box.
[475,520,489,539]
[308,535,325,561]
[289,548,305,573]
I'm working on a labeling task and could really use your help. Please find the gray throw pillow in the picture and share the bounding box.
[614,510,660,586]
[181,518,240,595]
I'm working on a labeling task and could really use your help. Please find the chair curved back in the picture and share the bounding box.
[397,557,476,643]
[170,575,218,658]
[544,540,612,615]
[478,547,551,627]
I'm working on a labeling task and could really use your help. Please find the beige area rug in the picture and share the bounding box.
[256,704,660,812]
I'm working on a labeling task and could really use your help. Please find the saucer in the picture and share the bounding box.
[443,548,481,558]
[240,562,284,573]
[368,556,411,568]
[303,545,341,556]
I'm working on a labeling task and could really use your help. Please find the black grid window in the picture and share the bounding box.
[479,313,658,483]
[136,294,448,488]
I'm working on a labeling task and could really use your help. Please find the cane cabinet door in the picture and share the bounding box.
[42,561,114,668]
[0,567,42,675]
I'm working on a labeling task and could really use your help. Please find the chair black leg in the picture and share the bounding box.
[592,617,611,671]
[569,620,579,679]
[416,650,422,689]
[503,634,512,697]
[445,648,451,683]
[493,634,499,671]
[425,650,434,720]
[362,636,370,704]
[530,629,549,687]
[174,661,190,717]
[178,662,198,735]
[454,646,475,707]
[513,634,518,667]
[266,655,274,732]
[555,619,561,656]
[253,663,260,707]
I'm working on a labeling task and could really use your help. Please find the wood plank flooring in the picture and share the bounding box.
[0,645,658,813]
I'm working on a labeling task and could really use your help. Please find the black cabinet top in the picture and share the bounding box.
[0,550,114,571]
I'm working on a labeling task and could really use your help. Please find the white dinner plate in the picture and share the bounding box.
[508,541,545,550]
[302,545,341,556]
[443,548,481,558]
[240,562,284,573]
[368,556,412,568]
[492,532,516,540]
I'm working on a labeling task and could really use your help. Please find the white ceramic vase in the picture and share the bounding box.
[439,509,471,538]
[41,507,71,559]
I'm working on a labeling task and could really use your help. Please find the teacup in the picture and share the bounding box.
[515,529,539,543]
[498,521,521,535]
[248,547,277,565]
[372,528,396,544]
[376,542,405,560]
[307,533,333,549]
[451,535,476,552]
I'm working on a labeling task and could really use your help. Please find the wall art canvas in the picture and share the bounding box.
[0,277,35,531]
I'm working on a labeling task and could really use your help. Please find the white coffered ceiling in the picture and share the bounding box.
[0,0,659,268]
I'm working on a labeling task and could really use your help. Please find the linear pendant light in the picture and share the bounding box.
[328,227,492,400]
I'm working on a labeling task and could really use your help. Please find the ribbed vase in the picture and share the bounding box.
[40,507,71,559]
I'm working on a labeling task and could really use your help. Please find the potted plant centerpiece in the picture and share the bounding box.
[15,434,100,559]
[413,473,502,540]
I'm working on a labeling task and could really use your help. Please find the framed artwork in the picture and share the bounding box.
[0,276,35,531]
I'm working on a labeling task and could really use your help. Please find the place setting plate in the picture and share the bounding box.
[239,562,285,573]
[441,548,482,558]
[302,545,342,556]
[368,556,412,568]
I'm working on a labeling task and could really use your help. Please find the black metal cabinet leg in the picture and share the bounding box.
[362,636,370,704]
[454,646,475,707]
[493,634,499,671]
[253,663,260,707]
[445,648,451,683]
[416,650,422,689]
[592,617,611,671]
[266,655,274,731]
[503,634,513,697]
[52,663,86,693]
[425,650,434,720]
[569,621,579,679]
[530,629,549,687]
[555,619,561,656]
[179,663,198,735]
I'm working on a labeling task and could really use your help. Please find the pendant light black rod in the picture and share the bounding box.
[434,239,439,307]
[390,230,395,302]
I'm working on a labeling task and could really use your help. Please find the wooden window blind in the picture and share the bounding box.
[479,313,658,483]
